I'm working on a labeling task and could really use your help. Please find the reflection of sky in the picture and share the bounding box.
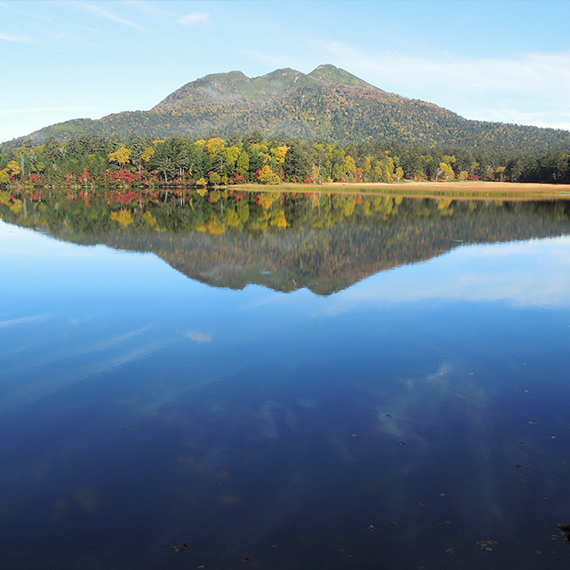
[3,220,570,569]
[1,220,569,411]
[252,236,570,314]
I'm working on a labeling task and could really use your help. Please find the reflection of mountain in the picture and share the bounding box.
[3,191,570,295]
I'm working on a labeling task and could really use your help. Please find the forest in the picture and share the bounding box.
[1,132,569,188]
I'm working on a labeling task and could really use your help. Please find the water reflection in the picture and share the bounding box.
[1,191,570,569]
[2,188,570,293]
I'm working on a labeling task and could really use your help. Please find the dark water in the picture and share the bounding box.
[1,190,570,569]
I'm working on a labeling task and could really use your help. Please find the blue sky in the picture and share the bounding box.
[1,0,570,143]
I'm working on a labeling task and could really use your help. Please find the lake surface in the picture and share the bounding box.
[1,189,570,569]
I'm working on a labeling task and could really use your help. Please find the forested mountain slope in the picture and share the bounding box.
[6,65,570,154]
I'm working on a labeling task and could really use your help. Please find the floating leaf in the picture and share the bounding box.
[477,540,498,551]
[172,543,188,553]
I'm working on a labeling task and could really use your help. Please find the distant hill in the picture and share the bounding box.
[5,64,570,153]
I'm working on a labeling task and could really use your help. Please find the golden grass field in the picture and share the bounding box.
[239,180,570,200]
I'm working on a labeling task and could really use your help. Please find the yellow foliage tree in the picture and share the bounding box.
[225,146,241,166]
[206,138,226,157]
[108,147,132,167]
[141,146,155,163]
[7,160,21,176]
[438,162,455,181]
[257,165,280,185]
[270,146,289,165]
[344,156,356,181]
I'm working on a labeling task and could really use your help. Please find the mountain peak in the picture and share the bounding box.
[308,64,374,88]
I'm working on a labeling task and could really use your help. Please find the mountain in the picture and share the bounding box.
[6,64,570,153]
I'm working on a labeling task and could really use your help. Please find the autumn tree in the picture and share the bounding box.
[108,147,132,168]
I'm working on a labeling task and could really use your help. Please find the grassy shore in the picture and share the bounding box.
[238,180,570,200]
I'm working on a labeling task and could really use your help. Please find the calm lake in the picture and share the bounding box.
[1,189,570,570]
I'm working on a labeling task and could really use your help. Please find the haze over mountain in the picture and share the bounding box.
[7,64,570,153]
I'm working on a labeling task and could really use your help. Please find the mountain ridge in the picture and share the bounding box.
[4,64,570,153]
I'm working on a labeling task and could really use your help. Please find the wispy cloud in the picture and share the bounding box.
[0,32,35,44]
[239,49,294,69]
[0,106,95,115]
[177,11,209,26]
[55,31,98,46]
[72,1,145,31]
[0,314,52,328]
[0,0,54,23]
[313,39,570,128]
[123,0,175,18]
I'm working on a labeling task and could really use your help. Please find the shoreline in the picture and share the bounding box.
[237,180,570,200]
[6,179,570,201]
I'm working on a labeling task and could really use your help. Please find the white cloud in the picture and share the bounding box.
[177,11,209,26]
[186,330,214,343]
[72,1,145,31]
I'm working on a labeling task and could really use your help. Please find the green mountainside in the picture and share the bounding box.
[6,64,570,153]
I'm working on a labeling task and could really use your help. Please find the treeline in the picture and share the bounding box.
[1,132,570,187]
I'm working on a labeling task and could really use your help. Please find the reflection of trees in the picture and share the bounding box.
[2,188,570,294]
